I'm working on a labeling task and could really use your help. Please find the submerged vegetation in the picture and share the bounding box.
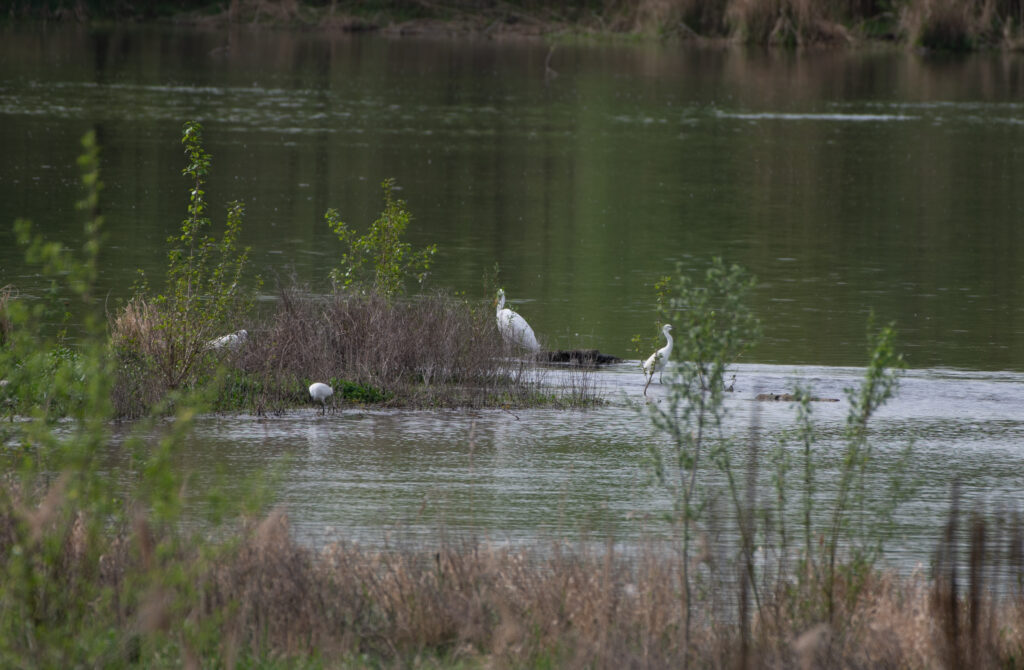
[6,0,1024,50]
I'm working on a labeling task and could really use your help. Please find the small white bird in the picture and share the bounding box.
[495,288,541,353]
[207,329,248,351]
[642,324,673,396]
[309,382,334,415]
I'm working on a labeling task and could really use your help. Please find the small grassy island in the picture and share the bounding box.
[6,122,600,420]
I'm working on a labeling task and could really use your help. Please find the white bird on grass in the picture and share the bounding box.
[309,382,334,415]
[495,288,541,353]
[642,324,673,396]
[207,329,248,351]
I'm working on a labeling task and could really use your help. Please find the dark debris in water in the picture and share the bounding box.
[755,393,839,402]
[537,349,623,366]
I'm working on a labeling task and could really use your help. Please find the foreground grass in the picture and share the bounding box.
[1,490,1022,669]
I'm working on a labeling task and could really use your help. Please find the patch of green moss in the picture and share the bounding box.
[330,378,392,405]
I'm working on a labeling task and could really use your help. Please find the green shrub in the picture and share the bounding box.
[641,259,913,661]
[112,121,258,415]
[640,258,762,653]
[1,128,276,666]
[325,177,437,298]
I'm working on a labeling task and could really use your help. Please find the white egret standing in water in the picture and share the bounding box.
[495,288,541,353]
[642,324,673,396]
[309,382,333,415]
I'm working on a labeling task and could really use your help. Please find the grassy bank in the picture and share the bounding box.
[7,0,1024,50]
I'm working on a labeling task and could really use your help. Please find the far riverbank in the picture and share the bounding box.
[6,0,1024,52]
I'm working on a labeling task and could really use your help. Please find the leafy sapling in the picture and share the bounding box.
[326,177,437,298]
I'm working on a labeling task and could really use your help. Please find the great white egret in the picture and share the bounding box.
[309,382,333,415]
[642,324,673,396]
[495,288,541,353]
[207,329,248,351]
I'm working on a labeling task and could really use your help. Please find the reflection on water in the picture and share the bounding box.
[3,27,1024,369]
[714,111,917,121]
[173,362,1024,569]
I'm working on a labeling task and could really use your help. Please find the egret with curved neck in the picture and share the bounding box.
[642,324,673,396]
[495,288,541,353]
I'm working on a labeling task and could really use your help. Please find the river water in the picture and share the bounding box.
[3,25,1024,566]
[172,362,1024,571]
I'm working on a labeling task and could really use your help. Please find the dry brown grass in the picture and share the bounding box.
[726,0,854,45]
[110,297,161,361]
[231,286,570,413]
[122,517,1024,666]
[13,0,1024,50]
[900,0,977,49]
[6,467,1024,668]
[207,518,1024,667]
[110,296,190,416]
[190,518,710,666]
[14,0,1024,49]
[184,0,313,25]
[899,0,1024,49]
[109,285,595,417]
[602,0,730,37]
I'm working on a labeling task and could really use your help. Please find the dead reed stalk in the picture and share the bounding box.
[726,0,853,45]
[929,484,1014,670]
[898,0,1013,49]
[0,285,11,349]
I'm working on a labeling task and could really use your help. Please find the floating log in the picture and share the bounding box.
[755,393,839,402]
[537,349,623,366]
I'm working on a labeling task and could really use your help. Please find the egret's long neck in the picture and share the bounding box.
[496,293,505,313]
[664,330,673,349]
